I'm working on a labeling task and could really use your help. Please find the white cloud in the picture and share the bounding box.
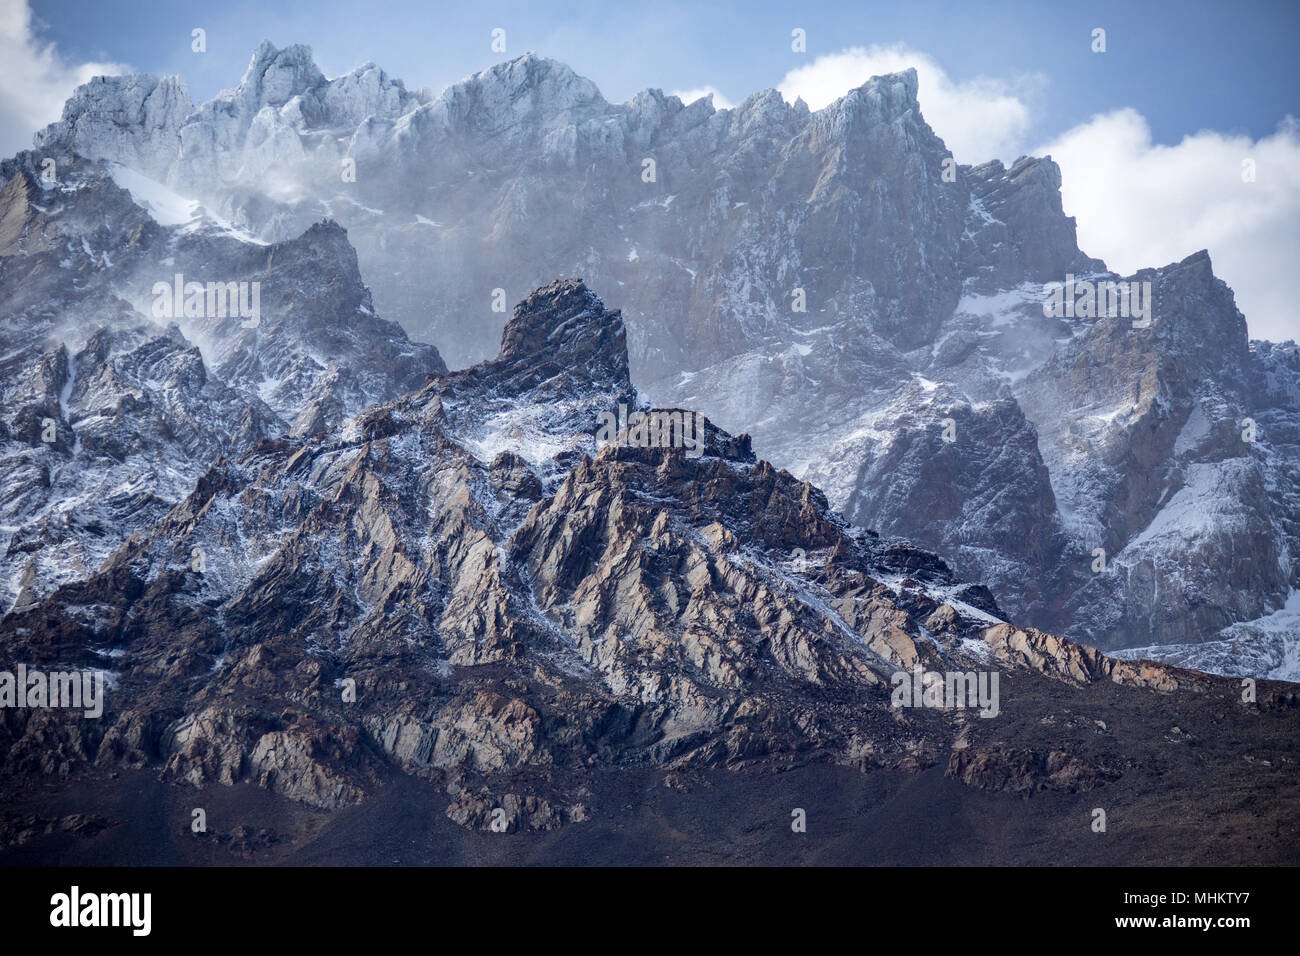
[0,0,128,157]
[669,85,733,110]
[1040,110,1300,344]
[776,44,1040,164]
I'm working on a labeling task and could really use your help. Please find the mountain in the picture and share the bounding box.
[2,279,1296,864]
[0,149,444,612]
[29,42,1299,677]
[2,40,1298,865]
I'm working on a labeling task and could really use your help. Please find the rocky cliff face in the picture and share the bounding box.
[33,43,1295,676]
[3,280,1295,859]
[0,149,444,612]
[36,47,1074,374]
[8,37,1300,691]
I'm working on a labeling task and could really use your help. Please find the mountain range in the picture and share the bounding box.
[29,41,1300,677]
[1,43,1297,863]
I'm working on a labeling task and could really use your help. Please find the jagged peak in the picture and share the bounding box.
[1127,247,1216,283]
[733,87,790,114]
[298,217,350,241]
[225,39,326,108]
[472,278,632,395]
[31,73,191,179]
[446,53,604,109]
[805,68,933,144]
[1009,154,1060,183]
[670,89,716,108]
[627,86,678,110]
[34,72,188,136]
[326,58,417,96]
[242,40,323,84]
[838,67,920,111]
[498,278,620,357]
[51,70,184,105]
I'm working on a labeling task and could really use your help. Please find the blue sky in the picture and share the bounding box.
[6,0,1300,341]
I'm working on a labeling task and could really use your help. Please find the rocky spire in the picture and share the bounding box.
[491,278,631,393]
[234,40,327,109]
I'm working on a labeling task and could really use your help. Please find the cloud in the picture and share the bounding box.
[0,0,128,157]
[1040,110,1300,343]
[668,85,734,110]
[776,44,1040,164]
